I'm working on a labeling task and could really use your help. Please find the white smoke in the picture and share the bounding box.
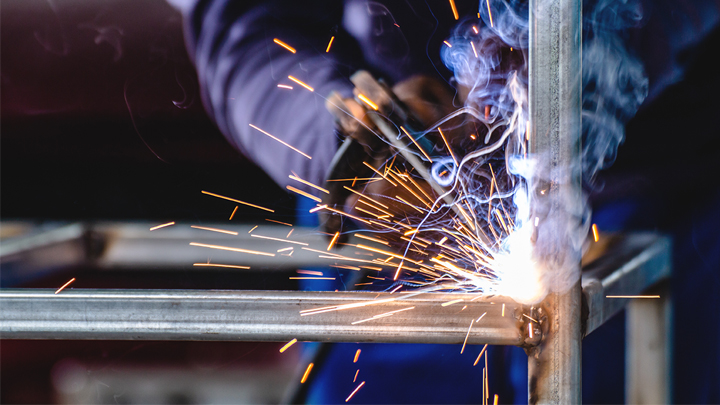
[438,0,647,303]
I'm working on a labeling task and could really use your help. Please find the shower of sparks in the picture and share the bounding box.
[300,363,314,383]
[55,278,76,294]
[287,76,314,92]
[279,338,298,353]
[345,381,365,402]
[353,349,361,363]
[473,344,489,366]
[190,225,238,235]
[357,94,379,110]
[486,0,494,27]
[193,263,250,269]
[273,38,296,53]
[277,84,293,89]
[328,232,340,250]
[189,242,275,257]
[449,0,459,20]
[229,206,238,220]
[326,36,335,52]
[249,124,312,159]
[202,190,275,212]
[606,295,661,299]
[592,223,599,242]
[287,185,322,202]
[149,222,175,231]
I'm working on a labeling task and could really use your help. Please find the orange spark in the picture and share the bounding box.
[353,349,361,363]
[287,185,322,202]
[529,322,534,338]
[309,204,327,213]
[202,190,275,212]
[485,105,490,120]
[354,234,390,246]
[193,263,250,269]
[265,219,293,226]
[287,75,314,92]
[251,234,308,246]
[273,38,296,53]
[494,394,499,405]
[472,26,479,34]
[443,40,452,47]
[361,161,397,186]
[357,93,379,110]
[248,225,258,233]
[298,270,324,276]
[442,298,464,307]
[287,228,294,238]
[326,36,335,52]
[486,0,494,27]
[279,338,298,353]
[606,295,661,299]
[277,84,293,89]
[249,124,312,159]
[290,173,329,194]
[461,320,473,354]
[400,126,433,163]
[150,222,175,231]
[301,363,314,383]
[449,0,459,20]
[345,381,365,402]
[471,42,478,58]
[190,225,238,235]
[289,277,336,280]
[501,303,505,316]
[437,127,458,166]
[592,223,599,242]
[189,242,275,257]
[229,206,238,220]
[473,344,488,366]
[353,370,359,382]
[55,278,75,294]
[327,232,340,250]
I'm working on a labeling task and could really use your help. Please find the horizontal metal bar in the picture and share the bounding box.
[581,233,671,336]
[0,289,529,345]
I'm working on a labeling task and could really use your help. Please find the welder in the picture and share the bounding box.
[169,0,720,403]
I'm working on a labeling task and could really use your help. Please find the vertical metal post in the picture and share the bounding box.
[527,0,582,403]
[626,283,672,404]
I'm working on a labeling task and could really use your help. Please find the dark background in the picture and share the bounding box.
[2,0,720,403]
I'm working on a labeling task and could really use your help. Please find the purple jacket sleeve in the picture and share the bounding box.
[184,0,357,191]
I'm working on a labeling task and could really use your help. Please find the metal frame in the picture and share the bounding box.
[1,232,671,403]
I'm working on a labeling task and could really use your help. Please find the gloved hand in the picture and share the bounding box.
[321,73,462,245]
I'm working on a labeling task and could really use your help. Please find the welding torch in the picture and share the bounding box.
[322,71,465,242]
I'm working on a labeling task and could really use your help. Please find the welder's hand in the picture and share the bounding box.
[321,75,459,244]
